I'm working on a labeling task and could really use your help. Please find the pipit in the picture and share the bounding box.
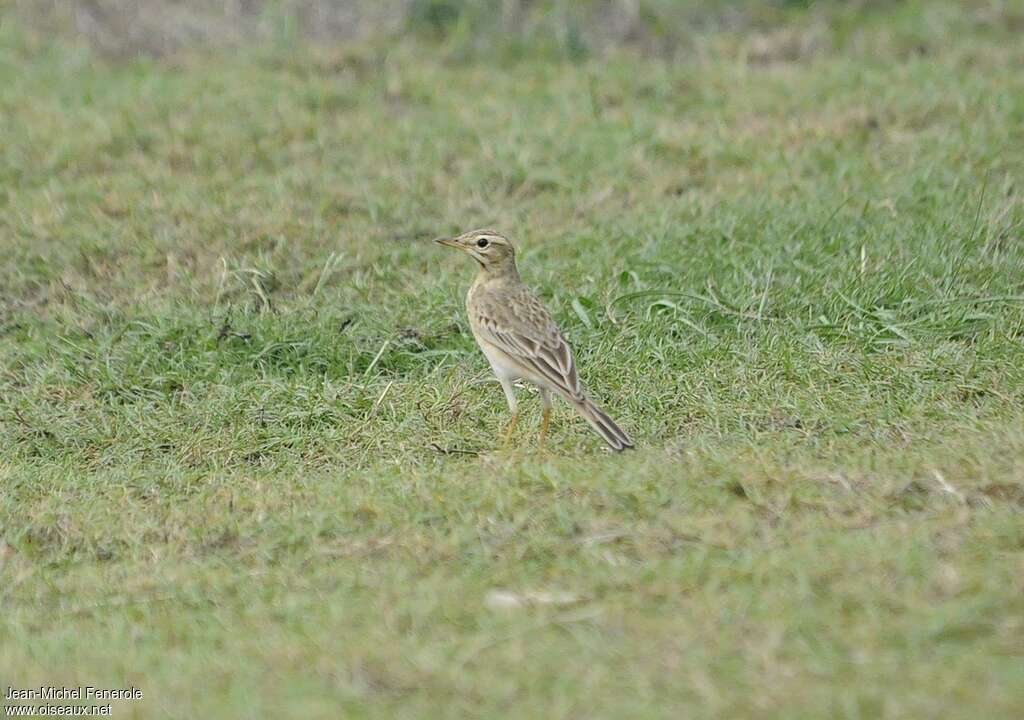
[435,229,634,452]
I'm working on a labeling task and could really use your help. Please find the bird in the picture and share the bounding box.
[435,228,634,452]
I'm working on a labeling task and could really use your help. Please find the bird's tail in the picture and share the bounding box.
[572,396,634,452]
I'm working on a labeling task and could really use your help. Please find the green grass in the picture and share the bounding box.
[2,2,1024,717]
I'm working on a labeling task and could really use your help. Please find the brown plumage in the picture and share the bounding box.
[435,229,634,452]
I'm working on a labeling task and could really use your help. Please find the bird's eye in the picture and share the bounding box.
[476,238,489,248]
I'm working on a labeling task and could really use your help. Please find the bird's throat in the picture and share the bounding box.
[476,256,520,283]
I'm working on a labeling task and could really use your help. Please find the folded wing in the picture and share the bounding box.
[472,288,583,402]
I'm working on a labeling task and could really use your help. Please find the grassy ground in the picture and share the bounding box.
[2,2,1024,718]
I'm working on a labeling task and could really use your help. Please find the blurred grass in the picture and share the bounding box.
[12,0,1013,60]
[2,0,1024,718]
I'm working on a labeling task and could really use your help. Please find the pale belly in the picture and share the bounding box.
[472,328,521,381]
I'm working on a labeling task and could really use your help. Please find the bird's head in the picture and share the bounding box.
[434,229,516,270]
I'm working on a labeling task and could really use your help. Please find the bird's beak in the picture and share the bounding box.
[434,236,460,249]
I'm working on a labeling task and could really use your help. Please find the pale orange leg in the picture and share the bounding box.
[538,406,552,454]
[498,378,520,451]
[502,410,520,449]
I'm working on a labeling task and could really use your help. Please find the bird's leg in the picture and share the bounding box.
[502,411,520,449]
[498,377,519,451]
[538,408,552,453]
[538,388,552,454]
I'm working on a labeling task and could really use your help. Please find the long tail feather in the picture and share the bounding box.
[573,397,634,452]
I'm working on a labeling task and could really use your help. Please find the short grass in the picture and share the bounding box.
[2,2,1024,718]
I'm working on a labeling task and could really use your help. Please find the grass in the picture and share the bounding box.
[2,1,1024,717]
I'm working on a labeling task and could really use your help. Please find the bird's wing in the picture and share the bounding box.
[472,285,584,401]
